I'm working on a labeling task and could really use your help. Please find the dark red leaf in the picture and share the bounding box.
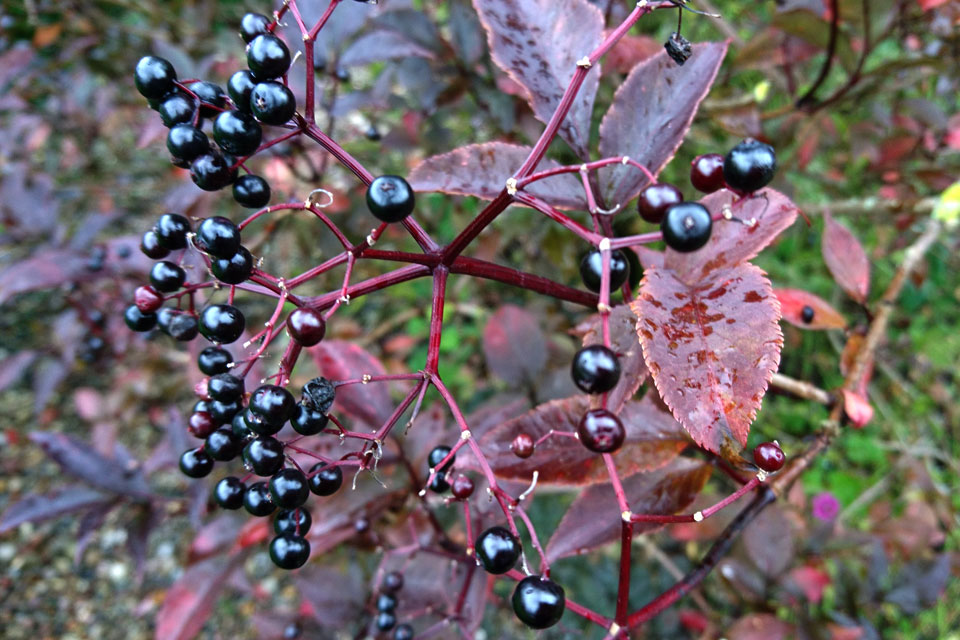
[582,304,649,412]
[822,213,870,303]
[0,350,37,392]
[664,189,800,285]
[787,565,831,603]
[189,515,242,562]
[841,389,874,428]
[408,142,587,210]
[597,42,728,207]
[482,304,547,385]
[632,263,783,457]
[296,566,366,628]
[473,0,604,158]
[0,487,108,534]
[156,554,243,640]
[726,614,794,640]
[742,505,795,577]
[310,340,395,428]
[29,431,153,500]
[479,394,690,487]
[545,457,712,560]
[340,31,436,67]
[774,288,847,329]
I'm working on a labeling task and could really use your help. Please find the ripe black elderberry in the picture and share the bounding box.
[512,576,565,629]
[376,593,397,612]
[270,534,310,570]
[227,70,258,114]
[124,305,157,332]
[243,437,285,476]
[206,428,242,461]
[149,261,186,293]
[690,153,726,193]
[158,93,195,127]
[579,249,630,293]
[374,611,396,632]
[190,152,237,191]
[250,384,296,427]
[661,202,712,253]
[240,13,272,44]
[393,625,414,640]
[307,462,343,496]
[214,477,246,510]
[198,346,233,375]
[140,229,170,259]
[167,124,209,162]
[243,408,280,437]
[577,409,626,453]
[196,216,241,258]
[209,398,242,422]
[134,56,176,99]
[270,468,309,509]
[250,81,297,125]
[291,402,328,435]
[211,246,254,284]
[244,481,277,516]
[475,525,521,575]
[163,310,200,342]
[637,183,684,224]
[155,213,191,250]
[274,508,312,536]
[366,175,415,223]
[213,110,263,156]
[723,139,777,193]
[286,308,326,346]
[179,448,214,478]
[208,373,244,402]
[428,445,454,472]
[247,34,292,80]
[571,345,621,394]
[190,81,226,118]
[233,174,271,208]
[382,571,404,593]
[199,304,246,344]
[801,305,815,324]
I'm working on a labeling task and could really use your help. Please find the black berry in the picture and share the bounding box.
[723,139,777,193]
[250,81,297,125]
[155,213,191,250]
[231,411,253,439]
[366,175,415,223]
[243,437,285,476]
[579,249,630,293]
[577,409,626,453]
[196,216,241,258]
[286,308,326,346]
[140,229,170,259]
[206,427,242,461]
[214,477,246,509]
[376,592,397,612]
[179,448,214,478]
[302,377,335,414]
[240,12,272,43]
[374,611,396,632]
[270,468,310,509]
[429,473,450,494]
[753,441,785,472]
[124,305,157,332]
[661,202,712,253]
[247,34,292,80]
[512,576,565,629]
[290,402,329,435]
[164,310,200,342]
[250,384,296,427]
[233,174,271,208]
[211,246,254,284]
[208,373,245,402]
[198,346,233,375]
[690,153,726,193]
[227,70,257,114]
[801,305,815,324]
[571,345,621,394]
[393,625,414,640]
[270,534,310,570]
[242,407,280,437]
[307,462,342,496]
[428,445,454,473]
[664,31,692,65]
[190,153,237,191]
[149,261,186,292]
[190,81,226,118]
[188,411,217,439]
[213,110,262,156]
[135,56,176,99]
[382,571,404,593]
[158,93,196,127]
[244,481,277,516]
[199,304,246,344]
[167,124,209,161]
[274,508,312,536]
[209,398,242,422]
[638,183,684,224]
[475,525,521,575]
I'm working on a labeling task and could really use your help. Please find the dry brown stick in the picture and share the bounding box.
[771,219,942,495]
[769,372,833,406]
[800,196,937,219]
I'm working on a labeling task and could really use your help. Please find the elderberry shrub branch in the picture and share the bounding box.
[129,0,793,635]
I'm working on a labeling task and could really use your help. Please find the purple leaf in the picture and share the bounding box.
[632,263,783,457]
[664,189,800,285]
[479,394,689,486]
[32,357,68,415]
[0,487,108,534]
[582,304,649,413]
[297,566,366,628]
[545,457,712,561]
[482,304,548,385]
[742,505,795,577]
[340,31,436,67]
[408,142,587,210]
[822,213,870,303]
[473,0,604,158]
[156,554,243,640]
[74,501,116,565]
[310,340,395,428]
[598,42,728,207]
[30,431,153,500]
[0,250,87,306]
[0,350,37,392]
[450,0,487,65]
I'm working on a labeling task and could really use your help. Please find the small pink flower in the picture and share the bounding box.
[812,492,840,521]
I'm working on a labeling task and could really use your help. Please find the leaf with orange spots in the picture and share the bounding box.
[632,263,783,457]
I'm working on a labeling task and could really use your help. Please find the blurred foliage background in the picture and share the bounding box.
[0,0,958,638]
